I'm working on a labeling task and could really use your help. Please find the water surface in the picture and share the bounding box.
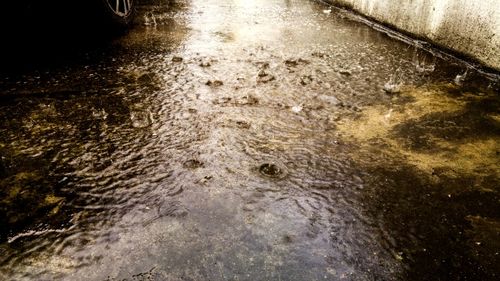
[0,0,498,280]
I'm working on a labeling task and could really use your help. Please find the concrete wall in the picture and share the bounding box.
[324,0,500,70]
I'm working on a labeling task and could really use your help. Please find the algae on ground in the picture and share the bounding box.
[0,169,65,241]
[337,83,500,181]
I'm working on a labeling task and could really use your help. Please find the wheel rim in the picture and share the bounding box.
[106,0,133,17]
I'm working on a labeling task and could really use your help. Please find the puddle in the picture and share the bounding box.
[0,0,498,280]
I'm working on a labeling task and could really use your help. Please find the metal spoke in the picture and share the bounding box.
[124,0,130,14]
[106,0,132,17]
[115,0,120,15]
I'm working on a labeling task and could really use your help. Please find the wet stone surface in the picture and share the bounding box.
[0,0,499,280]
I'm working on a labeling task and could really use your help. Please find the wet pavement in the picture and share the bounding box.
[0,0,499,280]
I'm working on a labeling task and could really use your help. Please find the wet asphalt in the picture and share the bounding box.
[0,0,499,280]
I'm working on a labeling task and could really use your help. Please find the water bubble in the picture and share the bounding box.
[258,163,285,178]
[183,159,204,169]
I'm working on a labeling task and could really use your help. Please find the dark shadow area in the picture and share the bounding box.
[0,1,133,74]
[362,163,499,281]
[360,84,500,279]
[0,92,133,242]
[0,0,186,257]
[0,1,125,242]
[391,96,500,152]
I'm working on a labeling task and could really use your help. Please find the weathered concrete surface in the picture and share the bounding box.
[323,0,500,70]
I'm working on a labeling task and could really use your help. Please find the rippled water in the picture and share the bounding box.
[0,0,499,280]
